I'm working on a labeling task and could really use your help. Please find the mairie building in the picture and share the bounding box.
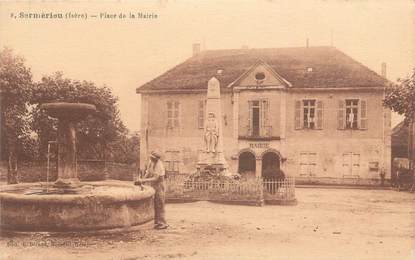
[136,46,392,185]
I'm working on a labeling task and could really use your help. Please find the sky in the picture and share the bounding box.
[0,0,414,132]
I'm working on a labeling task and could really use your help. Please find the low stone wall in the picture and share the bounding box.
[0,161,136,183]
[106,162,136,181]
[295,176,390,186]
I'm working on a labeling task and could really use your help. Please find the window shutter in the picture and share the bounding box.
[342,153,351,176]
[174,101,180,127]
[360,99,367,130]
[167,101,172,128]
[352,153,360,176]
[295,100,302,130]
[316,100,323,129]
[299,152,308,176]
[248,101,253,136]
[198,100,204,129]
[260,99,269,135]
[309,153,317,176]
[338,100,345,130]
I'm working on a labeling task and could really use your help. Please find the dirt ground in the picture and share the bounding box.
[1,188,414,260]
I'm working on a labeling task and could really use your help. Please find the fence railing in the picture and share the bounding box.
[165,174,296,206]
[262,177,296,202]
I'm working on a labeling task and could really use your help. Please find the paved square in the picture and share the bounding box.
[1,188,414,260]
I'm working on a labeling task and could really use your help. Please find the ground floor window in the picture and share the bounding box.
[165,150,180,174]
[342,152,360,177]
[299,152,317,176]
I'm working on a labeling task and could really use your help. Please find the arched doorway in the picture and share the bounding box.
[261,151,281,179]
[238,151,256,179]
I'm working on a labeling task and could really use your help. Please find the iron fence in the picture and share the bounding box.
[165,174,296,206]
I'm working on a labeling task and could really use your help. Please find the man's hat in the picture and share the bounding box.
[150,151,161,159]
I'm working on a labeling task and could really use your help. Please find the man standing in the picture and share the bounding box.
[135,151,168,229]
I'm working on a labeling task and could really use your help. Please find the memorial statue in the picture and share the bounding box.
[204,112,219,153]
[196,77,229,176]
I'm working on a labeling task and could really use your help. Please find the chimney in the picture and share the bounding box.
[381,62,387,78]
[306,38,309,48]
[192,43,201,56]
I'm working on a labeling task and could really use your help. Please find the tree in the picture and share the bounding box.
[31,72,127,161]
[0,47,33,184]
[384,68,415,123]
[108,133,140,164]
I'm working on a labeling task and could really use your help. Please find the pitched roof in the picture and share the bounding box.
[137,46,388,92]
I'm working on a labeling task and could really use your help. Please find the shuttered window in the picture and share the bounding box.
[338,99,368,130]
[342,152,360,177]
[167,101,180,128]
[303,100,316,129]
[345,99,359,129]
[165,150,180,173]
[248,99,270,136]
[299,152,317,176]
[295,99,323,130]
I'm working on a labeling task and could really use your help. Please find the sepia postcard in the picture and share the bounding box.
[0,0,414,259]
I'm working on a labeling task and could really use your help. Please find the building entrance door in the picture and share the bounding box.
[261,152,281,179]
[238,151,256,179]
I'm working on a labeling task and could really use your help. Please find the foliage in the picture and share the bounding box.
[384,68,415,123]
[107,133,140,164]
[31,72,127,160]
[0,47,33,156]
[0,47,33,183]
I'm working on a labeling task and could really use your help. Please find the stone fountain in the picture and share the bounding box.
[0,102,154,232]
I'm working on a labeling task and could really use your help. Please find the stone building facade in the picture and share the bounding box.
[137,46,392,184]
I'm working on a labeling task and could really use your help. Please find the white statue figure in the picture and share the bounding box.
[204,112,219,153]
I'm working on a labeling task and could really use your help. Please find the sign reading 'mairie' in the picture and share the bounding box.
[249,143,269,149]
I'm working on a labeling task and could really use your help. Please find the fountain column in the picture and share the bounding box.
[41,103,96,189]
[56,119,78,187]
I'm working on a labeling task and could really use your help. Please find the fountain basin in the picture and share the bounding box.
[40,102,96,120]
[0,181,154,232]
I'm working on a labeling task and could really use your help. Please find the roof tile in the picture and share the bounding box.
[137,46,387,92]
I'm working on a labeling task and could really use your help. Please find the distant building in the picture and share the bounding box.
[392,121,409,160]
[137,46,392,185]
[391,121,410,183]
